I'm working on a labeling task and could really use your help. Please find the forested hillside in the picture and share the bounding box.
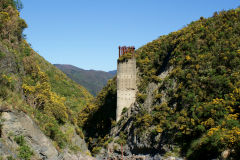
[55,64,115,96]
[81,8,240,159]
[0,0,93,159]
[1,0,240,159]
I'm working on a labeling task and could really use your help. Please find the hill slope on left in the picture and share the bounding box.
[0,0,93,159]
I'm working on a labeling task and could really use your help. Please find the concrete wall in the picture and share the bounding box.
[116,58,137,121]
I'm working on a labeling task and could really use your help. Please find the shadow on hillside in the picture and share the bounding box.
[83,78,117,150]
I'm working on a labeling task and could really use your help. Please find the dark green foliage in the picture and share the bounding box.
[7,156,15,160]
[136,93,147,103]
[121,107,128,115]
[92,146,102,155]
[0,0,23,11]
[80,78,117,152]
[0,51,5,59]
[0,0,16,10]
[14,135,25,145]
[0,114,3,137]
[35,112,67,149]
[134,8,240,159]
[14,136,33,160]
[18,145,33,160]
[115,132,127,145]
[0,0,26,42]
[83,7,240,159]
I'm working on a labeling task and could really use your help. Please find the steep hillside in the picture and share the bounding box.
[55,64,115,96]
[0,0,93,159]
[81,8,240,159]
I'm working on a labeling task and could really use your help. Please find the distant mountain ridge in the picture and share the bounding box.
[108,70,117,75]
[54,64,116,96]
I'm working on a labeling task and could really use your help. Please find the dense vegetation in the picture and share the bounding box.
[1,1,240,159]
[0,0,92,152]
[134,8,240,159]
[82,8,240,159]
[55,64,115,96]
[79,77,117,153]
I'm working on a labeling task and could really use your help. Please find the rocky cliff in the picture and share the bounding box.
[0,109,95,160]
[82,7,240,160]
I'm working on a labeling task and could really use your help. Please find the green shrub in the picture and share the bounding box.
[118,52,133,63]
[69,145,81,153]
[18,145,33,160]
[115,132,127,145]
[0,74,15,90]
[7,156,15,160]
[81,78,117,152]
[14,135,25,146]
[76,127,85,139]
[92,146,102,155]
[154,93,163,101]
[121,107,128,115]
[14,135,33,160]
[136,93,147,103]
[103,137,113,148]
[44,122,67,149]
[0,113,4,137]
[0,51,5,59]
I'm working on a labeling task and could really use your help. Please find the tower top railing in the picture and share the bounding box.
[118,46,135,57]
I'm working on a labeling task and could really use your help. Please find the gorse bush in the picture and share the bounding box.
[0,0,92,151]
[19,42,92,149]
[0,0,27,44]
[22,61,69,123]
[0,0,23,11]
[82,7,240,159]
[133,8,240,159]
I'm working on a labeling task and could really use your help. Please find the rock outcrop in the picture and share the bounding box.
[0,109,95,160]
[95,67,183,160]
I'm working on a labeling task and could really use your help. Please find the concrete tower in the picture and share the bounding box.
[116,46,137,122]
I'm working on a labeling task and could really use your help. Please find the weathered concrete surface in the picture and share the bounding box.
[116,58,137,121]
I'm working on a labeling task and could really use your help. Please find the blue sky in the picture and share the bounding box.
[20,0,239,71]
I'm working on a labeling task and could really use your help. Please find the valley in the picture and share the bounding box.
[0,0,240,160]
[54,64,116,96]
